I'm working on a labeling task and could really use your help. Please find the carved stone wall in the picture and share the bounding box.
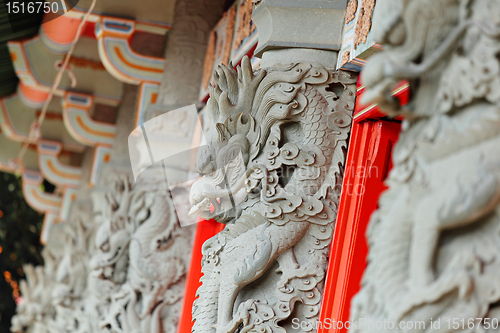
[187,0,357,332]
[11,1,365,332]
[10,83,195,332]
[12,170,194,333]
[351,0,500,331]
[189,52,357,333]
[88,171,193,333]
[11,42,195,333]
[10,0,235,331]
[11,205,97,333]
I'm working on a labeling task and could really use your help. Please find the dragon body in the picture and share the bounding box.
[351,0,500,331]
[89,175,192,333]
[190,56,357,333]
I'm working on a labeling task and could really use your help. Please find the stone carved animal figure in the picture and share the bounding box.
[52,219,93,305]
[12,172,192,333]
[190,56,357,333]
[11,249,60,333]
[89,174,192,333]
[51,217,97,333]
[351,0,500,331]
[12,212,100,333]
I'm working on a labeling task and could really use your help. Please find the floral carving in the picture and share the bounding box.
[345,0,358,24]
[354,0,375,47]
[233,0,256,51]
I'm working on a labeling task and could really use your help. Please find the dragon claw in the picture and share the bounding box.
[215,299,259,333]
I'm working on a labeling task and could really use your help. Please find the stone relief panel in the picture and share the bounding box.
[11,208,98,333]
[190,56,357,333]
[351,0,500,331]
[89,173,193,333]
[11,249,60,333]
[11,170,194,333]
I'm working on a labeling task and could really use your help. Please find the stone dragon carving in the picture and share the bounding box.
[190,56,357,333]
[351,0,500,331]
[12,172,193,333]
[88,175,193,333]
[51,217,98,333]
[11,249,59,333]
[11,213,98,333]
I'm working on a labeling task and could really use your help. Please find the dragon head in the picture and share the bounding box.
[89,176,149,292]
[189,57,264,223]
[190,56,354,224]
[361,0,464,116]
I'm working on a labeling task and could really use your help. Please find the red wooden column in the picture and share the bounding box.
[317,79,408,332]
[318,119,400,332]
[177,218,224,333]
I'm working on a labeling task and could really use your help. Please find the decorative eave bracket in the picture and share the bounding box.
[62,93,116,147]
[95,17,165,85]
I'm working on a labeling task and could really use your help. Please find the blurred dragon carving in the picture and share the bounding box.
[351,0,500,331]
[89,175,192,333]
[12,174,193,333]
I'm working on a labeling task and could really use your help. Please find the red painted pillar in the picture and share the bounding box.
[318,77,408,332]
[177,218,224,333]
[318,119,400,333]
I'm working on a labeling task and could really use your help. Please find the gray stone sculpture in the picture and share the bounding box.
[351,0,500,331]
[51,217,97,333]
[12,210,100,333]
[12,170,194,333]
[89,173,193,333]
[190,56,357,333]
[11,249,59,333]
